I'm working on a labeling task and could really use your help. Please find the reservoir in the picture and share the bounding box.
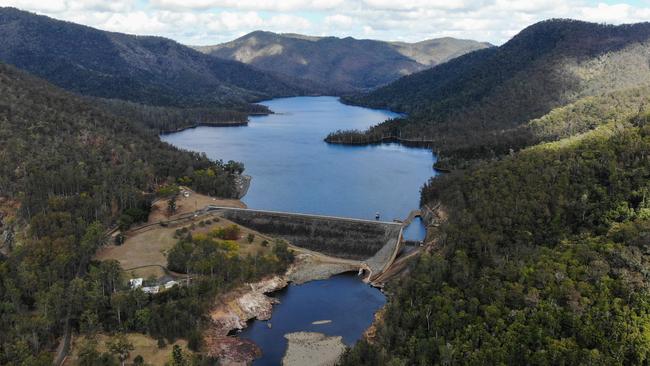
[162,96,436,222]
[162,96,435,364]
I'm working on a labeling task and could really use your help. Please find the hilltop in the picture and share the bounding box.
[196,30,491,92]
[332,19,650,165]
[0,8,315,108]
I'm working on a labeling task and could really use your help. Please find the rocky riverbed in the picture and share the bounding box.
[282,332,346,366]
[204,252,361,365]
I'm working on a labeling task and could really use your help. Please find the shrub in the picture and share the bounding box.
[114,233,125,245]
[133,355,144,365]
[222,225,241,240]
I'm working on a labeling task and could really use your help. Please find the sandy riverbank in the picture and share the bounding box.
[282,332,346,366]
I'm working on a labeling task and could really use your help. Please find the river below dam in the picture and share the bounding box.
[161,96,435,364]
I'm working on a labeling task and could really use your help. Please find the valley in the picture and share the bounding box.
[160,96,435,364]
[0,5,649,366]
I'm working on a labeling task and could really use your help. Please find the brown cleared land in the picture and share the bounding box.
[96,214,275,279]
[149,187,245,223]
[63,333,188,366]
[96,188,254,279]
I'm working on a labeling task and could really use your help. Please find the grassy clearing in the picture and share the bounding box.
[64,333,188,366]
[149,188,245,223]
[95,213,276,280]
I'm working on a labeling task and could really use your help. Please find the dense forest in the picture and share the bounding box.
[341,111,650,364]
[3,11,650,365]
[0,7,314,109]
[332,19,650,166]
[336,18,650,366]
[0,62,273,365]
[91,98,266,134]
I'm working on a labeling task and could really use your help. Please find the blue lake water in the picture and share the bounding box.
[161,96,435,364]
[161,96,436,221]
[403,217,427,242]
[238,274,386,365]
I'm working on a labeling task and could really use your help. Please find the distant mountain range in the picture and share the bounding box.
[195,31,492,92]
[0,8,316,108]
[333,19,650,165]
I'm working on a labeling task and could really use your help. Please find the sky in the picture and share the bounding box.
[1,0,650,45]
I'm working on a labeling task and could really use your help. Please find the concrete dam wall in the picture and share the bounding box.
[206,206,403,274]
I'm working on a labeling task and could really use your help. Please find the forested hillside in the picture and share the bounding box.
[197,31,491,92]
[332,19,650,165]
[342,111,650,365]
[90,98,266,134]
[0,62,254,364]
[0,8,313,108]
[338,18,650,365]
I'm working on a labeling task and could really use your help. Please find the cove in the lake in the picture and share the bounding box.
[161,96,435,365]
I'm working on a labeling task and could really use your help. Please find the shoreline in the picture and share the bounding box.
[202,205,438,364]
[325,135,434,148]
[157,108,275,135]
[205,254,366,364]
[159,120,249,134]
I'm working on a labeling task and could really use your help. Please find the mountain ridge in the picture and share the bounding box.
[195,30,492,92]
[331,19,650,164]
[0,7,316,108]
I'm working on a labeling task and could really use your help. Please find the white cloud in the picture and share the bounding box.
[579,3,650,24]
[325,14,354,29]
[1,0,67,12]
[1,0,650,45]
[150,0,344,12]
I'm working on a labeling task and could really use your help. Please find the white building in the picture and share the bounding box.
[142,286,160,294]
[129,278,143,289]
[164,280,179,289]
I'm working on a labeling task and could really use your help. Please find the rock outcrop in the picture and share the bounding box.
[205,276,288,364]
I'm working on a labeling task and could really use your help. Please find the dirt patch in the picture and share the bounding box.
[204,331,261,365]
[64,333,188,366]
[149,187,245,223]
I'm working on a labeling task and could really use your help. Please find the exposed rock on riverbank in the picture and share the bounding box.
[234,174,252,199]
[209,276,287,334]
[205,275,287,364]
[287,253,359,284]
[203,251,376,364]
[282,332,346,366]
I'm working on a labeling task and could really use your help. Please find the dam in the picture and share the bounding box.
[205,206,404,280]
[161,96,436,365]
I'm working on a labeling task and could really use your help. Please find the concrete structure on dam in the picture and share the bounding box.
[205,206,404,280]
